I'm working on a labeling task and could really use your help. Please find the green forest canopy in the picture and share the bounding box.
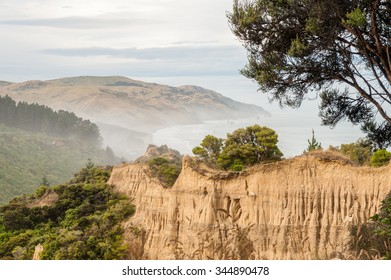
[0,165,135,260]
[0,95,119,205]
[0,95,101,145]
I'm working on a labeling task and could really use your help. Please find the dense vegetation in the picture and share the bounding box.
[330,139,391,167]
[193,125,282,171]
[0,165,135,260]
[147,157,181,187]
[0,124,119,205]
[0,95,101,145]
[351,192,391,259]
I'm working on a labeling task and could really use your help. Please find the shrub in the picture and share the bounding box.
[350,192,391,259]
[147,157,181,187]
[339,140,373,166]
[370,149,391,167]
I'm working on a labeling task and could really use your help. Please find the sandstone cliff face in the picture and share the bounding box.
[108,155,391,260]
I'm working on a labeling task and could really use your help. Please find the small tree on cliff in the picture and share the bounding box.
[193,125,283,171]
[192,135,223,163]
[306,129,322,152]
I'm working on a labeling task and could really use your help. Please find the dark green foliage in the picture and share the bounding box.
[0,95,102,145]
[306,129,322,152]
[228,0,391,146]
[40,175,50,188]
[192,135,223,163]
[193,125,282,171]
[104,146,116,165]
[338,140,373,166]
[0,166,135,260]
[85,158,95,170]
[0,125,121,205]
[351,192,391,259]
[370,149,391,167]
[34,186,47,199]
[147,157,181,187]
[361,121,391,150]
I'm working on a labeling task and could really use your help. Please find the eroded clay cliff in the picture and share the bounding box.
[108,154,391,260]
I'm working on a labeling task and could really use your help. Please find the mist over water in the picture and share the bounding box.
[144,75,365,158]
[151,104,364,159]
[152,114,364,158]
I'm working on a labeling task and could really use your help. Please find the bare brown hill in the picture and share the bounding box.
[108,153,391,260]
[0,76,269,159]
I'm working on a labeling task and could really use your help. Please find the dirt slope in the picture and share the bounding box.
[108,154,391,259]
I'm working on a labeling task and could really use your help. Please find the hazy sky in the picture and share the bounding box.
[0,0,245,81]
[0,0,365,152]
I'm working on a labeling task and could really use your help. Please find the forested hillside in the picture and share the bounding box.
[0,165,135,260]
[0,95,101,146]
[0,95,121,204]
[0,124,119,205]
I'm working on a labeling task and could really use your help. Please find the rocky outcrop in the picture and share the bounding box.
[32,244,43,260]
[134,144,182,163]
[108,154,391,260]
[28,189,59,208]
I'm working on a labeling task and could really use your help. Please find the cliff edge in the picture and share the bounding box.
[108,154,391,259]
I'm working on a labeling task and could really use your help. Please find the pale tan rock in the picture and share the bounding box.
[28,189,59,208]
[32,244,43,260]
[108,155,391,260]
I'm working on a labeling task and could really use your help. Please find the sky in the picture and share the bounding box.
[0,0,365,154]
[0,0,243,81]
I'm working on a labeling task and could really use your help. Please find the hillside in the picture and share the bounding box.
[0,165,134,260]
[0,124,119,205]
[0,151,390,259]
[0,76,270,159]
[108,154,391,260]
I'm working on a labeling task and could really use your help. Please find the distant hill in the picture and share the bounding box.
[0,76,270,159]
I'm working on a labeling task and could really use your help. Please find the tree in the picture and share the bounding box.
[306,129,322,152]
[192,135,223,163]
[228,1,391,147]
[370,148,391,166]
[104,146,116,165]
[339,139,373,165]
[193,125,283,171]
[40,175,50,188]
[86,158,95,169]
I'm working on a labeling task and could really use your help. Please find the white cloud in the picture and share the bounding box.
[0,15,161,29]
[40,45,244,61]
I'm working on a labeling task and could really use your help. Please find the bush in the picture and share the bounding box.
[339,140,373,166]
[350,192,391,259]
[147,157,181,187]
[370,149,391,167]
